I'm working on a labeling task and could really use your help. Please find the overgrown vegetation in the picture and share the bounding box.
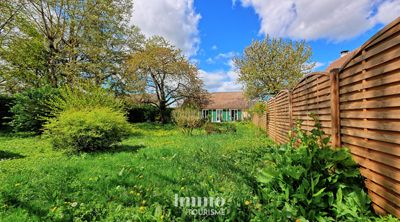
[204,122,237,135]
[253,120,376,221]
[0,123,272,221]
[0,122,397,221]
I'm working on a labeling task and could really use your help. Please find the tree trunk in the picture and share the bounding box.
[47,40,58,87]
[159,100,168,124]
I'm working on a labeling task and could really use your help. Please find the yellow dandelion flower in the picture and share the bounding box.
[244,200,251,205]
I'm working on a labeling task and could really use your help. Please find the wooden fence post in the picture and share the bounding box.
[330,68,341,148]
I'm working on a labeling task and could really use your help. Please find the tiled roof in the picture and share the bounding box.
[202,92,249,109]
[326,50,356,72]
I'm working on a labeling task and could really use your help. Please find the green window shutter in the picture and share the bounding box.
[223,109,227,122]
[238,110,242,120]
[212,110,216,122]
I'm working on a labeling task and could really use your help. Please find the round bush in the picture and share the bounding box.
[44,107,131,152]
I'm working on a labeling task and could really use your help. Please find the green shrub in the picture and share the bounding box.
[44,107,131,152]
[48,81,124,116]
[254,119,372,221]
[0,94,14,131]
[172,106,202,135]
[126,104,159,123]
[9,86,59,133]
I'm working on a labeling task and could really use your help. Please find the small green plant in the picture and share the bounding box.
[255,118,373,221]
[172,106,202,135]
[44,107,131,152]
[9,86,59,133]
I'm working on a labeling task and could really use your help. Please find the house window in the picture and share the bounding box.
[230,109,239,121]
[202,110,210,120]
[216,109,223,122]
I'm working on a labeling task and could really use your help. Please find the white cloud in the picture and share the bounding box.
[206,58,215,64]
[211,45,218,50]
[199,59,242,92]
[372,0,400,24]
[130,0,201,56]
[205,51,238,65]
[215,51,238,60]
[239,0,400,41]
[313,62,325,71]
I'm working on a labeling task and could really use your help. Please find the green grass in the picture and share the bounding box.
[0,122,273,221]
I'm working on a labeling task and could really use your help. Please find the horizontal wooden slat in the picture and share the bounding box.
[342,135,400,157]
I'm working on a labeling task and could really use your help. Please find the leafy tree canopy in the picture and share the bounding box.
[234,35,314,100]
[128,36,208,123]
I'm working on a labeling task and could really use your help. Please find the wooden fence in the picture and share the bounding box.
[252,17,400,217]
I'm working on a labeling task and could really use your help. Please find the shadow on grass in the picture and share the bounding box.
[0,150,25,161]
[112,144,145,153]
[2,194,49,219]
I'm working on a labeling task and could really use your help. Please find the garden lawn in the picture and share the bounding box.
[0,123,272,221]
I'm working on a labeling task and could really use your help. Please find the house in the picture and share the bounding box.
[201,92,250,122]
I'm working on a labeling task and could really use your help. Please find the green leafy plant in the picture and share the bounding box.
[249,101,266,117]
[172,105,203,135]
[9,86,59,133]
[44,107,131,152]
[255,118,373,221]
[47,81,124,116]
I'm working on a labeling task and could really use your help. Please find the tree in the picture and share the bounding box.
[0,0,144,93]
[0,1,24,37]
[128,36,207,123]
[234,35,314,99]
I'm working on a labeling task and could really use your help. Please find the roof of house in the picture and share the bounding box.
[325,50,356,72]
[202,91,249,110]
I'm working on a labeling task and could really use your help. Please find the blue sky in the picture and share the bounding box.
[131,0,400,92]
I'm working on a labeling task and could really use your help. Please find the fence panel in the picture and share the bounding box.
[252,112,267,130]
[272,90,291,144]
[338,17,400,217]
[291,72,332,136]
